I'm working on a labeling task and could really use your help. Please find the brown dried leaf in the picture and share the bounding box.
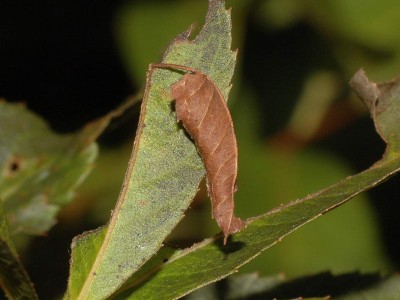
[151,63,245,243]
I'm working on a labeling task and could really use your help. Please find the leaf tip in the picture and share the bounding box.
[163,27,192,60]
[349,68,380,112]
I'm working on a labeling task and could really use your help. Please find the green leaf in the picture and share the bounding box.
[64,0,236,299]
[0,202,38,299]
[111,72,400,299]
[0,100,129,235]
[233,88,388,277]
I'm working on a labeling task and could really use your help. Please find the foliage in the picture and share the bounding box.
[0,0,400,299]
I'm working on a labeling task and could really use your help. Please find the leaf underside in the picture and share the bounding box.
[65,0,236,299]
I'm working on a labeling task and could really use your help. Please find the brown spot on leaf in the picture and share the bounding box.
[139,200,149,207]
[9,161,20,172]
[150,63,245,244]
[4,155,23,176]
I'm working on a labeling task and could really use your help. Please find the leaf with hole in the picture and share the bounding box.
[0,99,132,235]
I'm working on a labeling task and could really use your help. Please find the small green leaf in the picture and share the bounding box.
[65,0,236,299]
[0,100,127,234]
[112,70,400,299]
[0,202,38,299]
